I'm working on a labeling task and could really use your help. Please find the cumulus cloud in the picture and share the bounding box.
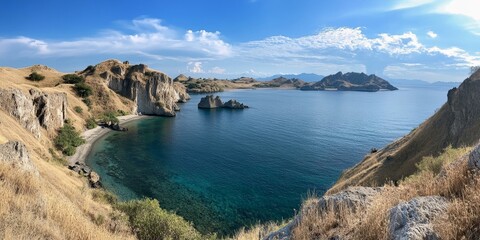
[427,31,438,38]
[187,61,204,73]
[0,18,232,60]
[238,27,480,73]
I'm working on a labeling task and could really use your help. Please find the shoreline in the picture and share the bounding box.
[68,114,149,165]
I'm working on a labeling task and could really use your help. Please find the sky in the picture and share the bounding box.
[1,0,480,82]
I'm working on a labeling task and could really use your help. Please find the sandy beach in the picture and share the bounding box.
[68,114,149,165]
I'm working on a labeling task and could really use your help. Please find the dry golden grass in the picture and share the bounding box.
[288,146,476,240]
[233,221,285,240]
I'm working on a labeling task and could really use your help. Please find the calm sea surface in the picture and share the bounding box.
[86,86,453,235]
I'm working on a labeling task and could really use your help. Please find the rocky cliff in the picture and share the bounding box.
[81,60,190,116]
[301,72,398,91]
[0,88,67,138]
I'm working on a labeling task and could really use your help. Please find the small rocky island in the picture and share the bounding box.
[198,95,249,109]
[300,71,398,92]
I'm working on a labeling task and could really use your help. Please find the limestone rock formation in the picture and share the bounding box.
[0,88,67,138]
[223,99,249,109]
[388,196,448,240]
[301,72,398,91]
[82,60,190,117]
[0,141,38,175]
[198,95,225,109]
[317,186,383,211]
[467,143,480,170]
[264,187,382,240]
[198,95,249,109]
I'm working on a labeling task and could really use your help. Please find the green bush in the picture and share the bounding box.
[116,198,202,240]
[82,97,92,108]
[54,123,85,156]
[100,111,119,124]
[62,74,85,84]
[85,118,97,129]
[26,72,45,81]
[74,106,83,114]
[74,82,93,98]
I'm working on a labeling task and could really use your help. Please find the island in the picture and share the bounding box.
[300,72,398,92]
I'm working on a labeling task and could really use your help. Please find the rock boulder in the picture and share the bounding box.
[388,196,448,240]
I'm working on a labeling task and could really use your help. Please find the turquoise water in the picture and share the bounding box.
[87,87,452,235]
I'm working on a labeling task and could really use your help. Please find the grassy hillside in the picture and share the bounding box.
[329,69,480,193]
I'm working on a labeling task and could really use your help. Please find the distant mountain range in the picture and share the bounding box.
[257,73,324,82]
[259,73,460,89]
[387,78,460,89]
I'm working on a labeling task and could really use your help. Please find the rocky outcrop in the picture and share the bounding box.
[88,171,101,188]
[83,60,190,117]
[198,95,223,109]
[388,196,448,240]
[254,77,308,89]
[198,95,249,109]
[0,141,38,175]
[301,72,398,91]
[0,88,67,138]
[316,187,382,212]
[467,143,480,170]
[264,187,382,240]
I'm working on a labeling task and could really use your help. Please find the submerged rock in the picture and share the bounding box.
[388,196,448,240]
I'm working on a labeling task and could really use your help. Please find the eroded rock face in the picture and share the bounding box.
[0,88,67,138]
[468,143,480,170]
[88,60,190,116]
[198,95,249,109]
[389,196,448,240]
[0,141,38,175]
[198,95,224,109]
[264,187,382,240]
[317,186,383,212]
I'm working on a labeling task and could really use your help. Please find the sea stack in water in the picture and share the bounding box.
[198,95,248,109]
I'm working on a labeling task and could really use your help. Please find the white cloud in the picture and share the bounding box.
[435,0,480,35]
[187,61,204,73]
[427,31,438,38]
[390,0,435,10]
[0,18,232,59]
[209,66,226,74]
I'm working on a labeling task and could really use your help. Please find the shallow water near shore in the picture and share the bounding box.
[87,87,452,235]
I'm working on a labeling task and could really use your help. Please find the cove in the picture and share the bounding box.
[86,87,450,236]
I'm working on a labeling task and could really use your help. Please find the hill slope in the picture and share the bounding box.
[329,69,480,193]
[301,72,398,92]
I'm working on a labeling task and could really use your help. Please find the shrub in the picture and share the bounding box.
[100,111,119,124]
[74,106,83,114]
[82,97,92,108]
[62,74,84,84]
[26,72,45,81]
[54,123,85,156]
[116,198,202,240]
[73,82,93,98]
[85,118,97,129]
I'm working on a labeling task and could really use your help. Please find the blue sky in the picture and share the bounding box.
[1,0,479,82]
